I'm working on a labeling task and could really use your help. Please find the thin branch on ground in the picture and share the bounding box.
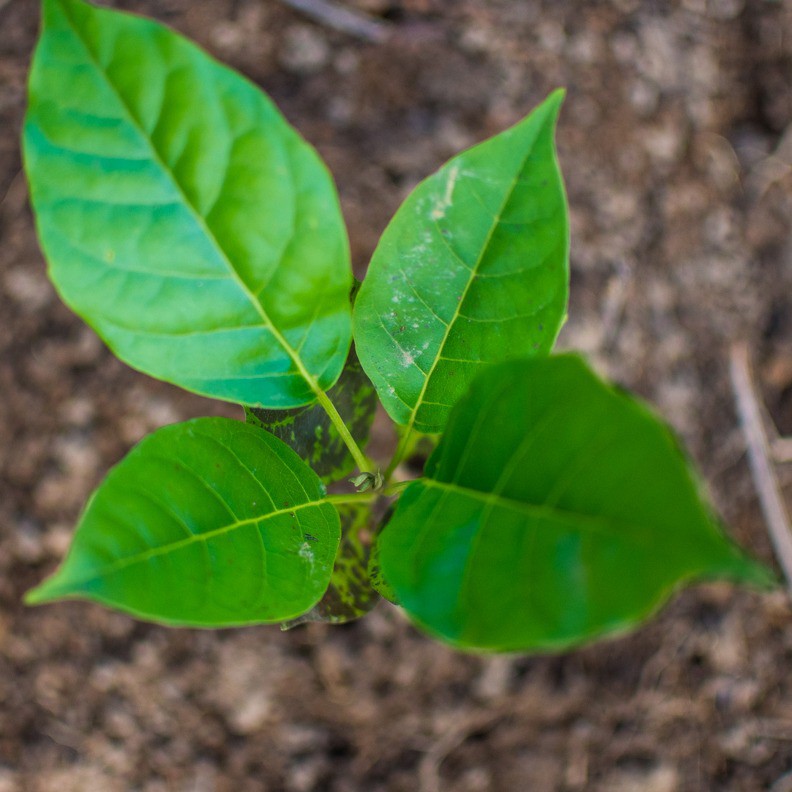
[418,711,501,792]
[274,0,391,43]
[773,436,792,463]
[747,122,792,199]
[729,341,792,591]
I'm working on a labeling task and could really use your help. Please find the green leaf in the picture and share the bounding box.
[367,506,399,605]
[283,502,380,627]
[26,418,341,626]
[24,0,351,408]
[377,356,773,653]
[245,347,377,484]
[353,91,569,435]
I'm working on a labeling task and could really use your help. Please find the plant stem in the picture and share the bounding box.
[383,479,412,496]
[314,388,372,473]
[325,492,377,507]
[385,426,412,481]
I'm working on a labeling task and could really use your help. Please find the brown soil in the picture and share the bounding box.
[2,0,792,790]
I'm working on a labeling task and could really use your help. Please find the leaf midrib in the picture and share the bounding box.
[420,477,654,540]
[54,0,323,399]
[45,499,324,594]
[402,127,543,436]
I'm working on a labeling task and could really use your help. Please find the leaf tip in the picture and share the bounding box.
[24,581,55,606]
[728,554,778,591]
[705,538,778,592]
[541,87,566,119]
[548,86,567,104]
[24,569,76,606]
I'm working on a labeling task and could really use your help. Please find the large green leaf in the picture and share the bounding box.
[283,502,380,627]
[26,418,341,626]
[353,91,569,435]
[24,0,351,408]
[377,356,773,652]
[245,347,376,484]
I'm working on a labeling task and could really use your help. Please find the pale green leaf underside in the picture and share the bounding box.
[24,0,351,408]
[26,418,341,626]
[378,356,773,652]
[353,91,569,434]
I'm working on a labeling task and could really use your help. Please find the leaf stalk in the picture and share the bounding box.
[314,387,372,474]
[384,426,412,481]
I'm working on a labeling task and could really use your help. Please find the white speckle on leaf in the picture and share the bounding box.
[431,163,459,220]
[401,350,415,368]
[299,542,315,569]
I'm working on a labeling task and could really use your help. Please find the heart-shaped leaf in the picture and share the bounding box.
[353,91,569,435]
[24,0,351,408]
[377,356,773,652]
[245,347,376,484]
[26,418,341,626]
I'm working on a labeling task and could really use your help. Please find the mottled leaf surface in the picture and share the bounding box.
[354,91,569,435]
[245,348,376,483]
[367,506,398,605]
[25,0,351,408]
[26,419,341,626]
[377,356,773,652]
[283,502,380,627]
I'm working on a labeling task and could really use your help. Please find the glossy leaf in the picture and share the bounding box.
[245,347,376,484]
[24,0,351,408]
[26,418,341,626]
[377,356,773,652]
[354,91,569,435]
[283,502,380,627]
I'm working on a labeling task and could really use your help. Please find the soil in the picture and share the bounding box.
[1,0,792,789]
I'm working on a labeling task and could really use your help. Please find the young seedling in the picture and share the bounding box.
[23,0,773,652]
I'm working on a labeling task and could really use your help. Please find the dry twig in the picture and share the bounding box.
[729,342,792,591]
[773,436,792,463]
[418,711,501,792]
[274,0,390,43]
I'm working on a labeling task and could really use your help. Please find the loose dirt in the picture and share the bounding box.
[1,1,792,789]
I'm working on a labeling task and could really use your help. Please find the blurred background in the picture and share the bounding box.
[1,0,792,789]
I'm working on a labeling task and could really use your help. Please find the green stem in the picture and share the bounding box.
[384,426,412,481]
[314,388,371,473]
[325,492,377,507]
[383,479,413,497]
